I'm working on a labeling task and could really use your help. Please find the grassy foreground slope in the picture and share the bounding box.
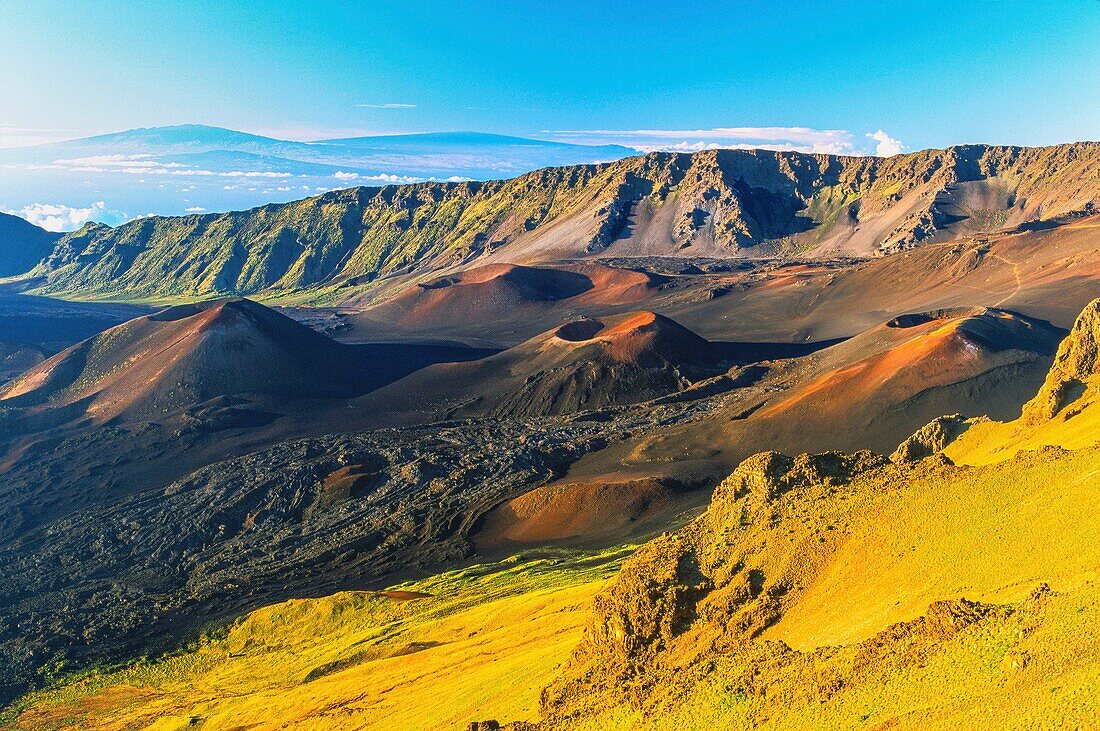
[3,548,630,730]
[9,444,1097,729]
[563,583,1100,731]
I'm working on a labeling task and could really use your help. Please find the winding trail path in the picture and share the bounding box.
[988,250,1023,307]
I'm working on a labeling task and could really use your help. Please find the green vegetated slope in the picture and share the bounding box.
[24,142,1100,303]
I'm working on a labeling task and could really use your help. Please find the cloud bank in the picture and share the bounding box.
[0,124,78,148]
[545,126,905,157]
[3,201,120,232]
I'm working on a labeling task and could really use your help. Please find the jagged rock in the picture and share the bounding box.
[891,414,967,462]
[584,533,710,665]
[468,721,501,731]
[542,448,888,718]
[1022,298,1100,423]
[921,597,997,639]
[713,450,886,506]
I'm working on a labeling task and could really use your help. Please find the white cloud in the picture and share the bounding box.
[221,170,293,178]
[30,156,209,177]
[544,126,905,157]
[21,156,298,180]
[54,154,183,169]
[3,201,109,232]
[184,206,206,212]
[867,130,904,157]
[0,124,79,148]
[370,173,419,184]
[334,171,423,185]
[355,103,417,109]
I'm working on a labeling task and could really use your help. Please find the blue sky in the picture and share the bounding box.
[1,0,1098,153]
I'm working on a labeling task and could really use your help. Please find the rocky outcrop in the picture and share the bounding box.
[713,450,885,505]
[891,414,968,462]
[584,533,710,666]
[1022,298,1100,424]
[535,441,1091,727]
[541,449,887,718]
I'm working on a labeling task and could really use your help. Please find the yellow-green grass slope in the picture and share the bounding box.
[1,547,630,730]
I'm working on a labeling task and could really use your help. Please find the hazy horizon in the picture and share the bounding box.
[3,0,1098,229]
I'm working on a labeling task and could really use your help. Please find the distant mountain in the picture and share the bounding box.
[51,124,296,153]
[20,142,1100,303]
[0,125,635,224]
[0,212,58,277]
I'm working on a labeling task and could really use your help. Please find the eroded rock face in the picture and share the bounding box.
[30,144,1100,302]
[584,534,710,666]
[536,577,1077,729]
[713,450,886,506]
[541,449,886,718]
[1023,298,1100,423]
[891,414,968,463]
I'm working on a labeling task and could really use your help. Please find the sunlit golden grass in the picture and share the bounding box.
[10,441,1099,730]
[769,445,1100,649]
[946,380,1100,466]
[557,581,1100,730]
[5,546,632,730]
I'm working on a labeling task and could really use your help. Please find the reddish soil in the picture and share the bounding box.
[593,311,712,364]
[371,262,662,334]
[475,475,691,549]
[570,264,660,305]
[0,299,374,424]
